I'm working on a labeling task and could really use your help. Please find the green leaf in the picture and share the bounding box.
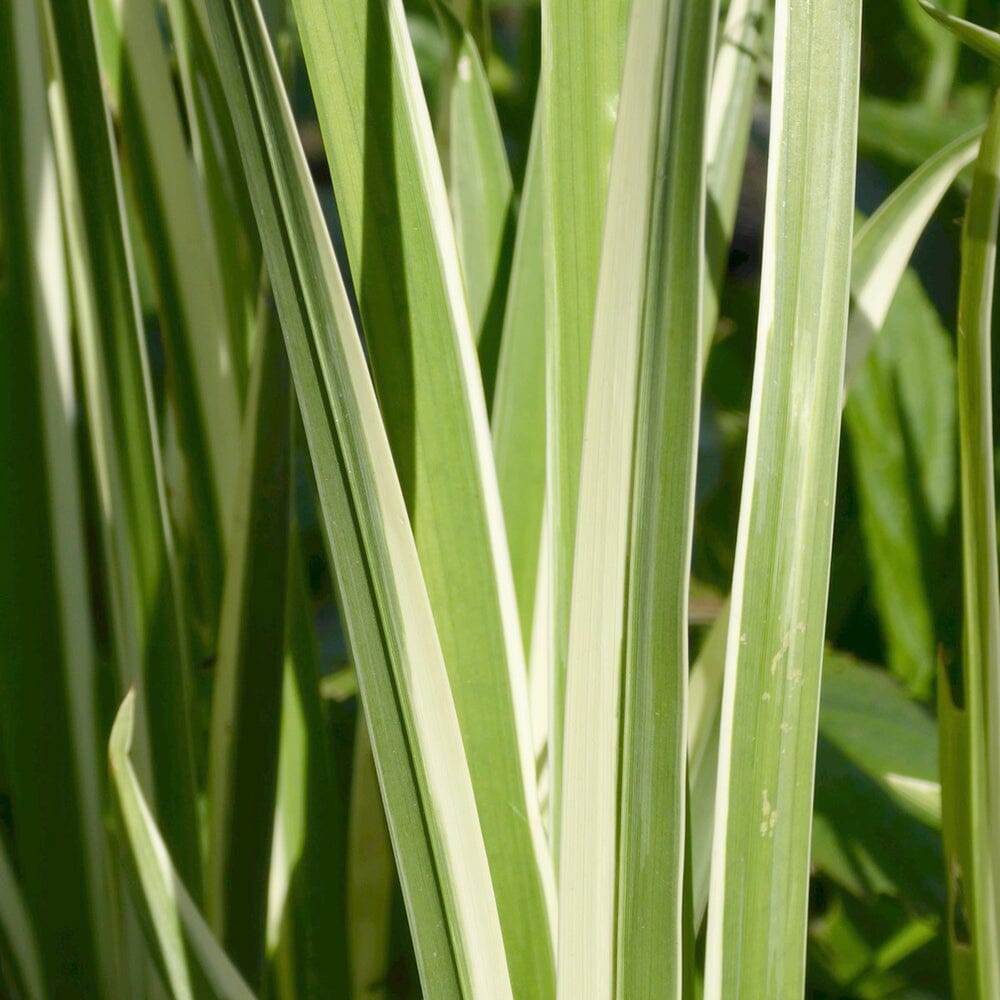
[109,692,257,1000]
[691,125,975,934]
[93,0,243,650]
[859,88,990,169]
[919,1,1000,65]
[432,0,515,395]
[910,0,968,108]
[284,0,554,990]
[268,554,351,997]
[40,0,203,895]
[812,653,943,910]
[161,0,262,391]
[938,652,980,997]
[449,0,489,53]
[492,110,546,653]
[689,602,729,931]
[704,0,863,994]
[807,892,946,999]
[207,302,293,988]
[704,0,768,362]
[0,838,44,1000]
[845,126,981,390]
[558,1,717,995]
[540,0,629,843]
[846,269,957,698]
[200,0,513,992]
[347,720,395,1000]
[952,89,1000,996]
[0,0,115,991]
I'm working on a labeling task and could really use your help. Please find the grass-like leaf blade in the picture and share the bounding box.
[200,0,513,992]
[704,1,862,994]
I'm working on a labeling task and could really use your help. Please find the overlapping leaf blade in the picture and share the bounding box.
[919,1,1000,65]
[492,110,546,656]
[281,0,553,990]
[432,0,514,389]
[109,693,256,1000]
[951,90,1000,997]
[40,0,202,895]
[200,0,512,993]
[845,127,981,389]
[93,0,242,649]
[0,1,111,990]
[704,1,862,995]
[206,304,292,988]
[704,0,767,361]
[558,1,717,996]
[540,0,629,843]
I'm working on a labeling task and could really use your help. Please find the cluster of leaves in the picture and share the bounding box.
[3,0,1000,998]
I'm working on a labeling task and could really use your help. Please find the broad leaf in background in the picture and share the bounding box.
[846,270,957,699]
[704,0,862,995]
[813,652,943,910]
[810,653,947,998]
[207,304,292,989]
[807,893,945,998]
[859,88,989,172]
[919,1,1000,65]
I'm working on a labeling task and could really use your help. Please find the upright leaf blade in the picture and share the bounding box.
[432,0,514,391]
[541,0,629,854]
[492,110,546,654]
[0,1,110,989]
[40,0,202,895]
[109,693,257,1000]
[201,0,512,992]
[284,0,554,989]
[0,838,44,1000]
[704,0,767,362]
[704,1,862,995]
[691,128,978,928]
[207,302,292,989]
[615,1,717,994]
[557,1,717,996]
[953,90,1000,997]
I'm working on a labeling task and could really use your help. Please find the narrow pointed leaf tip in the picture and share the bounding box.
[109,691,258,1000]
[918,2,1000,65]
